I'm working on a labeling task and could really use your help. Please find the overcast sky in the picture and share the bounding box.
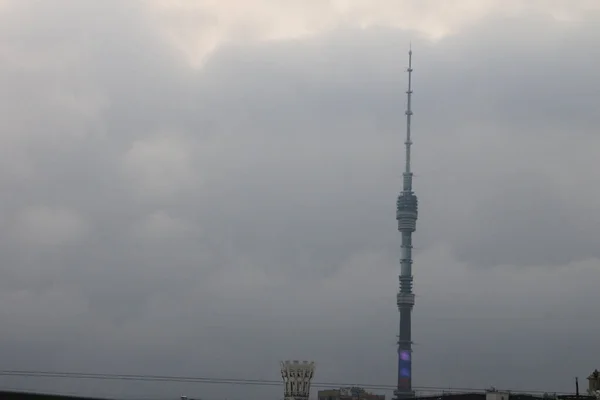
[0,0,599,399]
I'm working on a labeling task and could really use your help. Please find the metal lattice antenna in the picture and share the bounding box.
[404,48,414,190]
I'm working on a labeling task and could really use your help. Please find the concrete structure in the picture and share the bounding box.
[588,369,600,397]
[280,360,316,400]
[486,390,510,400]
[395,48,418,399]
[318,387,385,400]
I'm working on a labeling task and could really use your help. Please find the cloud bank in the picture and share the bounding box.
[0,1,598,399]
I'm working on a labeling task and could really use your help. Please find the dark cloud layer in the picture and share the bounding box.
[0,1,598,399]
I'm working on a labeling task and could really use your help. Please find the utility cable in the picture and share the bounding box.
[0,370,574,395]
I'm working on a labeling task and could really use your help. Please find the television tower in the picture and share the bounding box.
[395,48,417,399]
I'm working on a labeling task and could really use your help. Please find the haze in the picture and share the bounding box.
[0,0,598,399]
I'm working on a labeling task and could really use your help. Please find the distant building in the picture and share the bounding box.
[588,369,600,397]
[280,360,316,400]
[414,394,592,400]
[485,389,510,400]
[412,392,596,400]
[318,387,385,400]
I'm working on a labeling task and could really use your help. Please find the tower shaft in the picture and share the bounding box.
[395,49,417,400]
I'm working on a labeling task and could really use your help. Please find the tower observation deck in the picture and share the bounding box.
[395,49,418,400]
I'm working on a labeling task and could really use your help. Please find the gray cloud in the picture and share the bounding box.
[0,1,598,399]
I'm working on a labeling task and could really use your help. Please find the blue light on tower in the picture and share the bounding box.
[398,350,411,382]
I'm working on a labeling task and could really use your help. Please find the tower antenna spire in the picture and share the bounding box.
[395,48,418,399]
[404,47,413,185]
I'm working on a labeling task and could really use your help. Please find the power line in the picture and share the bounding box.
[0,370,574,395]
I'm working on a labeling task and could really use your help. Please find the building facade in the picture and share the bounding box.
[588,369,600,397]
[318,387,385,400]
[280,360,316,400]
